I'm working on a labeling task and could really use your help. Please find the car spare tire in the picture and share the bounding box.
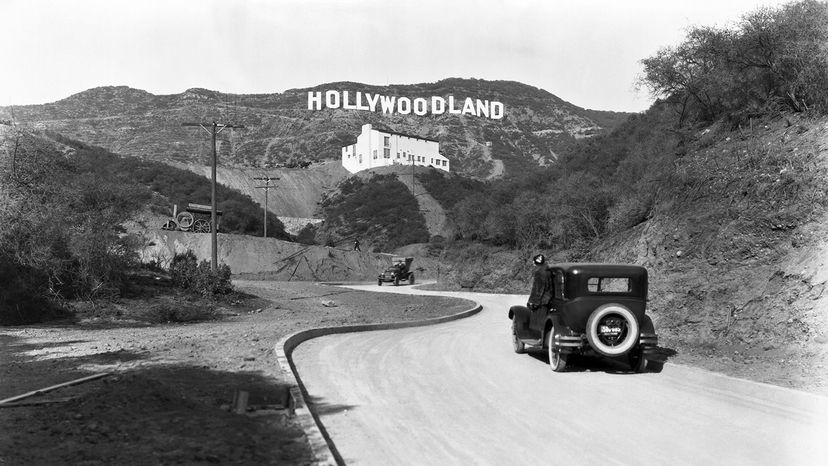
[586,304,639,357]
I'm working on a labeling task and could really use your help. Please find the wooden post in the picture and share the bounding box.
[182,122,244,271]
[254,176,280,238]
[233,389,249,414]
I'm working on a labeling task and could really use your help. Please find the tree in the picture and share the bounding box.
[638,0,828,122]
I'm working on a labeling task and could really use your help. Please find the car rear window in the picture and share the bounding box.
[587,277,631,293]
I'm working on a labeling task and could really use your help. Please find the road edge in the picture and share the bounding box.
[274,298,483,465]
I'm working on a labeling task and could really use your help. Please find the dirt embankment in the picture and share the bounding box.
[139,229,444,282]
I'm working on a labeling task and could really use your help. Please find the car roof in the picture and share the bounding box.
[549,263,647,276]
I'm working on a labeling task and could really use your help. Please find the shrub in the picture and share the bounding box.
[144,303,218,323]
[168,250,233,296]
[169,250,199,289]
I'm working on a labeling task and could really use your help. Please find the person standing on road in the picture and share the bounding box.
[527,254,553,311]
[354,238,361,251]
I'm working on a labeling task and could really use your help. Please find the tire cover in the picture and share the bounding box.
[586,303,639,356]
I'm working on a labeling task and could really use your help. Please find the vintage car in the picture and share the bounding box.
[378,257,415,286]
[508,263,662,373]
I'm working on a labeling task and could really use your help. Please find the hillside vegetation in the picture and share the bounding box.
[0,129,289,323]
[45,133,289,240]
[312,173,430,251]
[424,0,828,257]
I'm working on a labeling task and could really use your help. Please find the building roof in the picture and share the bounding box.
[371,126,439,143]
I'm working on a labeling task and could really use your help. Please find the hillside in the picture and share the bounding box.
[587,114,828,391]
[0,79,630,180]
[427,112,828,393]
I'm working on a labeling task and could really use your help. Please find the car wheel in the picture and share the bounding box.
[638,315,664,372]
[511,319,526,354]
[586,304,640,357]
[647,361,664,373]
[628,348,647,373]
[546,327,567,372]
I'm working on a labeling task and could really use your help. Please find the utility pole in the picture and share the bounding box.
[181,121,244,271]
[254,176,279,238]
[411,153,415,197]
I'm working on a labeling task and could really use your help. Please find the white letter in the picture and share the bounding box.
[366,93,381,112]
[491,101,504,119]
[462,98,476,116]
[343,91,357,110]
[308,91,322,110]
[431,96,445,114]
[325,90,340,108]
[380,95,397,114]
[356,91,370,111]
[476,99,489,118]
[413,98,428,116]
[448,96,462,114]
[397,97,411,114]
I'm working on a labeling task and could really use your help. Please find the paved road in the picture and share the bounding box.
[291,284,828,465]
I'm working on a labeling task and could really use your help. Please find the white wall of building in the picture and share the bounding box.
[342,124,450,174]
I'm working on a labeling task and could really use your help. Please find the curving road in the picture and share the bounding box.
[291,284,828,465]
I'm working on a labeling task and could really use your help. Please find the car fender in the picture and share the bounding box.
[508,305,533,339]
[544,313,567,337]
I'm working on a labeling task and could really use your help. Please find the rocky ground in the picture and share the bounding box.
[0,280,474,465]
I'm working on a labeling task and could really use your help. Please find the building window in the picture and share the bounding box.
[397,152,400,158]
[384,136,390,146]
[384,148,390,158]
[373,150,377,159]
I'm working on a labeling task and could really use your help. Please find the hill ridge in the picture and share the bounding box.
[0,78,631,180]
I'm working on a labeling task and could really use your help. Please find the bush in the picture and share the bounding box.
[169,250,234,296]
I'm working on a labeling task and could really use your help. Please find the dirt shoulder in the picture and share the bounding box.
[0,280,475,465]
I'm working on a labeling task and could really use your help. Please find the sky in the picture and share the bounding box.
[0,0,795,112]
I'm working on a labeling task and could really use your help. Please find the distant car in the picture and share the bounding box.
[378,257,415,286]
[508,263,662,373]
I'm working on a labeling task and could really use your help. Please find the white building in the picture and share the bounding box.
[341,124,450,174]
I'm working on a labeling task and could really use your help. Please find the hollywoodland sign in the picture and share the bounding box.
[307,90,504,120]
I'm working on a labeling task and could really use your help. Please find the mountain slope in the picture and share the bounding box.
[1,79,630,180]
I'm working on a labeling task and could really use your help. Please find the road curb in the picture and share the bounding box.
[275,300,483,466]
